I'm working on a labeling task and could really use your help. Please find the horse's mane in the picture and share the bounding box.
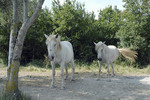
[46,35,61,50]
[102,43,107,48]
[95,41,107,51]
[95,45,100,51]
[46,35,55,44]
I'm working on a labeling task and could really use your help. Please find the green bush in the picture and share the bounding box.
[0,0,149,67]
[26,59,46,68]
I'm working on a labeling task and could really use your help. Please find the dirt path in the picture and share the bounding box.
[1,69,150,100]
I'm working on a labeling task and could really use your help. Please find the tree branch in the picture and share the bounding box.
[23,0,28,22]
[26,0,45,29]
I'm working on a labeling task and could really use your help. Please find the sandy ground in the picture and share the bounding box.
[1,68,150,100]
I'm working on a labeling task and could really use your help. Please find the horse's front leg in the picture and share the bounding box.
[71,59,75,81]
[97,60,101,81]
[60,62,65,89]
[50,61,55,88]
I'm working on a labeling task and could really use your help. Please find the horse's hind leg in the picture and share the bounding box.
[60,62,65,89]
[64,64,68,80]
[71,59,75,81]
[110,63,115,76]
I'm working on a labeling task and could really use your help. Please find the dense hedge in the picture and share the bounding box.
[0,0,149,66]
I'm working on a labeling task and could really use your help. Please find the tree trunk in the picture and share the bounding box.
[148,49,150,64]
[6,60,20,99]
[6,27,27,98]
[6,0,45,99]
[7,0,18,80]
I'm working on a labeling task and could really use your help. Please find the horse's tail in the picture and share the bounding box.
[118,48,137,62]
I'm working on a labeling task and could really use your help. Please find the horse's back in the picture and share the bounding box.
[62,41,73,49]
[108,45,118,51]
[61,41,73,53]
[60,41,74,62]
[108,45,119,62]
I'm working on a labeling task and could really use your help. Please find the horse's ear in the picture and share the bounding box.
[94,42,97,45]
[103,41,106,44]
[55,34,59,38]
[55,34,60,42]
[44,34,48,38]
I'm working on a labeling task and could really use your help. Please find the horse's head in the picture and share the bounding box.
[94,41,105,61]
[44,34,61,61]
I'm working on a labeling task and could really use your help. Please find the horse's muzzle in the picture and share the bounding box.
[48,56,54,61]
[98,58,102,61]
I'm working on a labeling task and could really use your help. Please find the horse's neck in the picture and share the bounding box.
[103,44,109,54]
[103,43,108,50]
[57,41,62,51]
[54,42,61,56]
[103,43,107,47]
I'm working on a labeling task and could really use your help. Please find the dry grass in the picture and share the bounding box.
[0,62,150,78]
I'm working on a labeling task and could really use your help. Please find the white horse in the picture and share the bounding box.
[44,34,75,89]
[94,41,137,79]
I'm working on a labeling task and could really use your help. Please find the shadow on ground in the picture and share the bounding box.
[1,70,150,100]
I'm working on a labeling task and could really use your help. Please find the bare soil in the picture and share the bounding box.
[1,68,150,100]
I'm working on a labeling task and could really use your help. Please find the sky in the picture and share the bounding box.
[42,0,125,19]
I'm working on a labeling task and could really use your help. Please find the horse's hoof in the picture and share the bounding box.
[61,86,65,90]
[96,78,100,81]
[64,77,68,80]
[71,78,75,81]
[50,85,55,89]
[112,74,115,77]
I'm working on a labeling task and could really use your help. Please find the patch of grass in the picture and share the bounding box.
[74,60,150,75]
[0,88,6,100]
[22,60,150,75]
[1,59,150,75]
[140,65,150,74]
[20,65,48,72]
[109,64,150,75]
[147,65,150,73]
[0,89,33,100]
[0,62,6,68]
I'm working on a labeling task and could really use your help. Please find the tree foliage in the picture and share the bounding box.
[51,0,97,61]
[97,6,121,44]
[0,0,150,66]
[22,9,53,63]
[117,0,150,65]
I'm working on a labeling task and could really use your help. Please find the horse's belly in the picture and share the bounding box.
[109,50,119,62]
[54,56,72,65]
[64,52,73,63]
[62,43,74,62]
